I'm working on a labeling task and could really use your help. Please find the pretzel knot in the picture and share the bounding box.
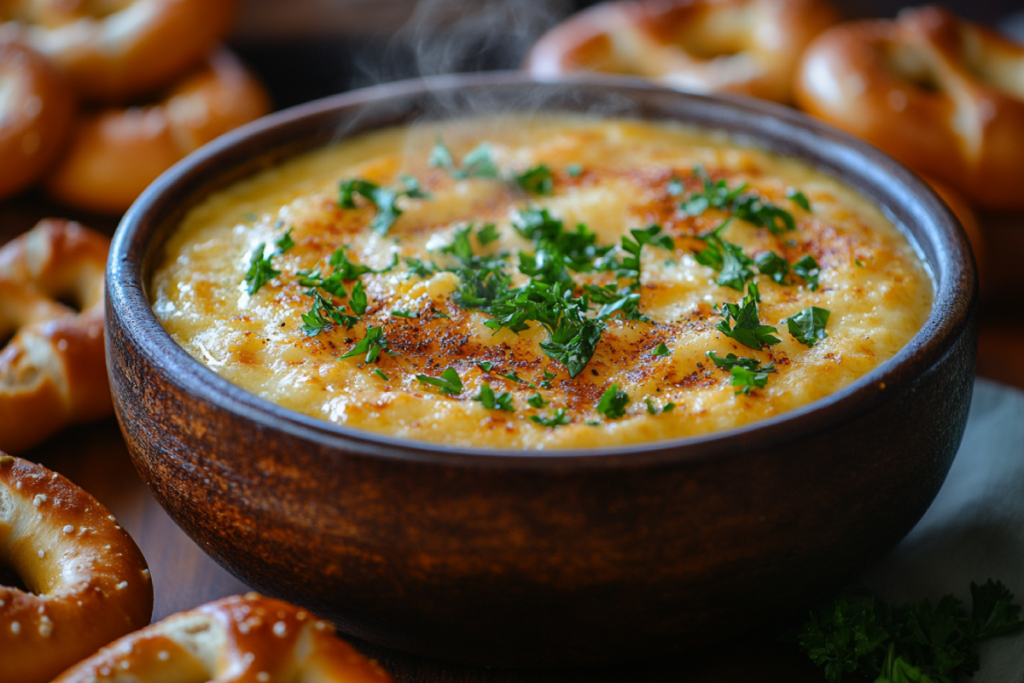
[526,0,838,103]
[53,594,397,683]
[0,220,111,453]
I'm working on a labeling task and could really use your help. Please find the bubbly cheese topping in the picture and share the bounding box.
[152,116,932,449]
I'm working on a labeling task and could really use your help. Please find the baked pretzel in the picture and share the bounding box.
[525,0,838,102]
[794,6,1024,210]
[0,454,153,683]
[53,593,396,683]
[0,220,111,453]
[0,41,75,200]
[0,0,238,103]
[45,48,271,214]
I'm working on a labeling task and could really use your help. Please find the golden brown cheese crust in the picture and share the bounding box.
[152,117,932,449]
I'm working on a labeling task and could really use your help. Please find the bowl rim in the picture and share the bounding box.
[109,71,976,469]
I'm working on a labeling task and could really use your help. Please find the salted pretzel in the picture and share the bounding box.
[0,0,238,103]
[0,220,111,453]
[525,0,838,103]
[0,455,153,683]
[794,6,1024,210]
[0,41,75,200]
[45,48,271,214]
[53,593,396,683]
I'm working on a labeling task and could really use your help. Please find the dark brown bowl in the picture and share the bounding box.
[106,73,977,668]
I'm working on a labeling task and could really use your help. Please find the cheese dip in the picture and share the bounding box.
[152,116,932,449]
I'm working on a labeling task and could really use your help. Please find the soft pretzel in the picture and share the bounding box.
[0,219,111,453]
[794,6,1024,210]
[53,593,396,683]
[525,0,838,102]
[45,48,271,214]
[0,41,75,200]
[0,454,153,683]
[0,0,238,103]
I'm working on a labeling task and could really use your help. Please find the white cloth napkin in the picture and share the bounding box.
[862,379,1024,682]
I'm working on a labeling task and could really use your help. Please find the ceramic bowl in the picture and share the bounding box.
[106,73,977,667]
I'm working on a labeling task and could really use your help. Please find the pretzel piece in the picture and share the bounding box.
[0,454,153,683]
[0,220,111,453]
[53,593,397,683]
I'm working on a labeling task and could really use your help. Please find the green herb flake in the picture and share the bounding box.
[662,402,676,412]
[503,371,527,384]
[566,163,583,177]
[596,383,630,419]
[667,177,684,196]
[300,289,358,337]
[372,368,389,381]
[755,251,790,285]
[653,342,671,357]
[477,361,494,372]
[431,138,499,180]
[244,243,280,295]
[515,164,554,195]
[792,254,821,291]
[415,367,464,395]
[348,280,368,315]
[338,176,429,235]
[730,366,771,395]
[391,309,417,319]
[856,259,866,268]
[527,393,549,409]
[715,282,782,350]
[680,165,795,234]
[530,408,571,428]
[783,306,830,348]
[645,398,658,415]
[474,383,514,412]
[341,326,388,362]
[786,188,812,212]
[477,223,500,245]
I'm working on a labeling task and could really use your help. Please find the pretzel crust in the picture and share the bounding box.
[525,0,838,102]
[794,6,1024,210]
[0,0,239,103]
[0,41,75,200]
[0,220,111,453]
[53,593,396,683]
[45,48,272,214]
[0,455,153,683]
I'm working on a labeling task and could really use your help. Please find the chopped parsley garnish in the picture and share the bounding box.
[667,177,684,196]
[663,402,676,412]
[680,165,796,234]
[706,351,776,373]
[530,408,571,428]
[244,226,295,295]
[786,188,812,211]
[474,383,514,412]
[653,342,671,357]
[715,282,781,350]
[855,259,866,268]
[391,309,416,318]
[783,306,830,348]
[429,138,499,179]
[527,393,549,409]
[792,254,821,291]
[755,251,790,285]
[540,369,556,389]
[596,383,630,419]
[405,257,438,278]
[341,326,387,362]
[477,361,494,372]
[729,366,772,395]
[415,367,464,395]
[338,175,429,235]
[512,207,612,281]
[348,280,368,315]
[503,371,527,384]
[643,398,675,414]
[438,225,475,264]
[695,226,756,291]
[477,223,500,245]
[515,164,553,195]
[566,163,583,177]
[797,580,1022,683]
[372,368,389,381]
[300,289,358,336]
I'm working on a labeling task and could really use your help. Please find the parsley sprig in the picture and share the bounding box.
[783,306,830,348]
[715,283,781,350]
[596,383,630,419]
[474,383,514,412]
[341,326,388,363]
[415,367,464,395]
[430,138,499,179]
[707,351,777,394]
[797,580,1022,683]
[680,165,796,234]
[244,227,295,295]
[338,175,429,235]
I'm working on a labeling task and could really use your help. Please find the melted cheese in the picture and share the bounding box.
[152,116,932,449]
